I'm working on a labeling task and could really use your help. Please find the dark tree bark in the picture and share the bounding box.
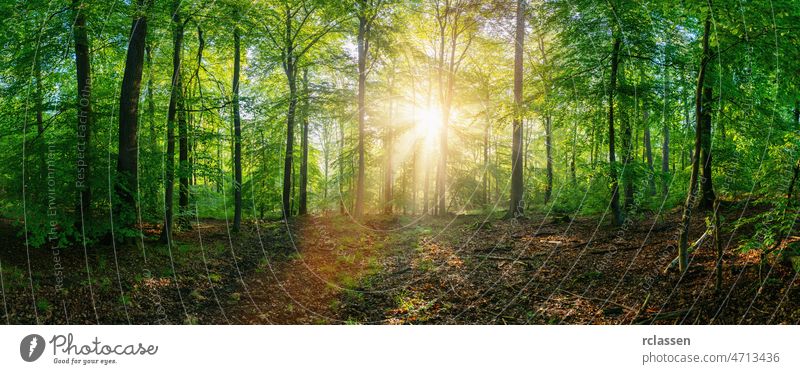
[678,12,711,273]
[508,0,525,217]
[160,0,182,243]
[116,0,148,231]
[537,35,553,204]
[608,37,623,226]
[72,0,92,224]
[232,25,243,229]
[299,68,310,215]
[787,101,799,204]
[35,58,44,137]
[146,41,156,148]
[189,25,204,189]
[33,42,46,209]
[270,4,334,218]
[544,115,553,204]
[622,106,634,210]
[643,109,655,196]
[698,85,715,209]
[662,93,670,198]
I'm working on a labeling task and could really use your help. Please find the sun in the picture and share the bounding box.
[415,106,443,140]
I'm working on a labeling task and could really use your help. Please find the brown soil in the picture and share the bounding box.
[0,203,798,325]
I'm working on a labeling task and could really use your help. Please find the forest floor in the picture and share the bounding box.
[1,201,799,324]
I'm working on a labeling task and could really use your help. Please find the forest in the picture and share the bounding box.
[0,0,799,325]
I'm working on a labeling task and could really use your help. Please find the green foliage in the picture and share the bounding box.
[0,0,798,247]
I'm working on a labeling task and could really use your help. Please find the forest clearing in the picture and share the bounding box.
[1,0,800,325]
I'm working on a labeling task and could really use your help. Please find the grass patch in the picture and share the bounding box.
[0,265,27,290]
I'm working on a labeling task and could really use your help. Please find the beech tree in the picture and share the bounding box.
[116,0,149,233]
[508,0,525,217]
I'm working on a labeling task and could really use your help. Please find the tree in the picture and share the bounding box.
[698,84,715,210]
[383,64,396,214]
[662,73,671,198]
[72,0,92,226]
[433,0,479,216]
[160,0,185,243]
[677,10,712,273]
[535,34,553,205]
[261,0,337,218]
[299,68,310,215]
[608,36,623,226]
[508,0,525,217]
[232,17,243,230]
[353,0,384,218]
[116,0,149,234]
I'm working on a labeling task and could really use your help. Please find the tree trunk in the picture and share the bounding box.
[608,37,623,226]
[160,1,182,243]
[354,16,369,217]
[34,44,46,209]
[178,100,189,227]
[383,95,393,215]
[73,0,92,224]
[643,109,655,196]
[282,10,296,218]
[338,117,346,215]
[145,42,159,215]
[178,48,189,230]
[322,122,330,209]
[686,96,692,169]
[544,115,553,204]
[483,118,489,205]
[299,68,310,215]
[662,96,670,198]
[508,0,525,217]
[232,25,243,229]
[424,160,430,214]
[35,57,44,137]
[714,199,723,294]
[677,13,711,273]
[787,101,800,205]
[622,104,634,210]
[570,121,577,184]
[117,0,148,232]
[698,85,715,209]
[146,43,156,140]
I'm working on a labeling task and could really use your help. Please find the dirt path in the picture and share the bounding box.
[209,216,390,324]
